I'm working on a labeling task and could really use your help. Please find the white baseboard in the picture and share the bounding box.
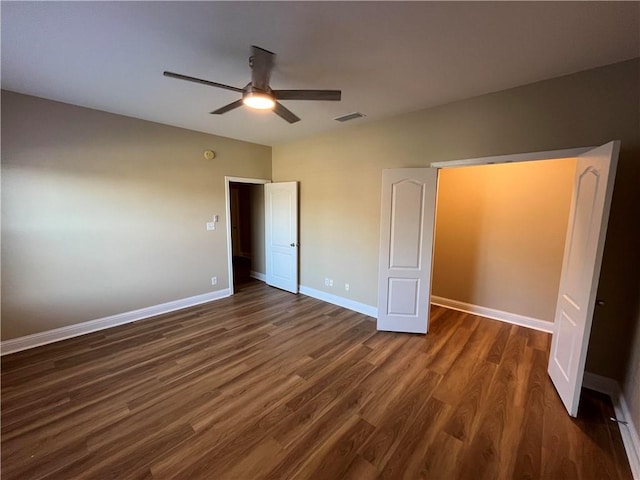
[298,285,377,318]
[582,371,619,395]
[0,289,231,356]
[583,372,640,480]
[250,271,266,282]
[430,295,553,333]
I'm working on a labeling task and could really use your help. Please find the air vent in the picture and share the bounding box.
[334,112,365,122]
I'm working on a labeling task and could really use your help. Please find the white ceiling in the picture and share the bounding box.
[2,2,639,146]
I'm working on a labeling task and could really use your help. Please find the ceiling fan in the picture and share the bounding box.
[163,46,342,124]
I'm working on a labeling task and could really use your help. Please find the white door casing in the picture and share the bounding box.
[265,181,299,294]
[548,141,620,417]
[377,168,438,334]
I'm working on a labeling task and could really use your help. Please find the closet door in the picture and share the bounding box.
[377,168,438,334]
[548,141,619,417]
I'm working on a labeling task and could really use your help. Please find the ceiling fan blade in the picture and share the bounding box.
[273,90,342,101]
[250,46,275,91]
[164,71,243,93]
[210,99,244,115]
[273,101,301,124]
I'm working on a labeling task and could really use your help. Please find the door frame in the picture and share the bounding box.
[426,146,595,318]
[224,176,271,295]
[430,146,592,169]
[379,146,593,330]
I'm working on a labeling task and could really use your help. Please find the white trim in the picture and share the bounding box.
[430,295,553,333]
[0,289,231,356]
[225,176,271,297]
[429,146,592,169]
[583,372,640,480]
[299,285,377,318]
[250,270,266,282]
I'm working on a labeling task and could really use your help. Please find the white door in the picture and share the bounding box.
[548,141,620,417]
[377,168,438,333]
[265,182,299,294]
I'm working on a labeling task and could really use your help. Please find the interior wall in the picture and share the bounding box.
[1,90,271,340]
[250,184,266,276]
[237,185,253,257]
[229,183,253,258]
[433,159,576,322]
[271,59,639,385]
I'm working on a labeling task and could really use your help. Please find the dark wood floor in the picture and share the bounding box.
[1,280,632,479]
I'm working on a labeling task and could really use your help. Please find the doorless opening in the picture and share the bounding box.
[224,176,270,295]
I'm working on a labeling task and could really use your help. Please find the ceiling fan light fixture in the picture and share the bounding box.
[243,91,275,110]
[165,46,341,123]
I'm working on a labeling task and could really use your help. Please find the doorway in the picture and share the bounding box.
[225,176,270,294]
[431,157,577,330]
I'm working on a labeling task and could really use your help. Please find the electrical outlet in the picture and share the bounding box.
[211,276,217,285]
[325,278,330,286]
[345,283,350,291]
[206,222,215,231]
[329,279,333,287]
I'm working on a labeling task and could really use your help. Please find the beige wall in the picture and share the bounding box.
[250,184,266,275]
[1,91,271,340]
[272,59,639,413]
[433,159,576,322]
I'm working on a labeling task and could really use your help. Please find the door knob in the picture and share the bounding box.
[596,299,605,306]
[290,243,295,247]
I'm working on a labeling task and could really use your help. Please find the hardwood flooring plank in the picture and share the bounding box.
[363,331,412,365]
[512,347,547,479]
[292,415,375,479]
[270,359,376,449]
[219,437,285,480]
[457,327,527,479]
[1,438,89,480]
[376,396,450,480]
[541,379,580,480]
[422,313,478,375]
[341,455,379,480]
[440,359,497,442]
[418,430,466,479]
[284,344,373,413]
[46,423,195,480]
[357,352,431,427]
[358,369,441,469]
[430,317,502,404]
[485,321,512,365]
[261,383,376,480]
[495,334,531,479]
[526,327,551,351]
[148,374,307,478]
